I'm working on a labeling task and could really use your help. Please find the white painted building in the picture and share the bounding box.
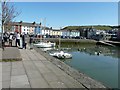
[21,26,30,34]
[41,29,51,35]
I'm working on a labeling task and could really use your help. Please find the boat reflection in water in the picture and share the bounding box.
[41,47,55,52]
[61,45,119,88]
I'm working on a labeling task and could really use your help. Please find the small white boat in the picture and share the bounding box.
[49,51,72,59]
[34,42,56,48]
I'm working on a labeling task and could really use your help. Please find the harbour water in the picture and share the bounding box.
[46,44,119,88]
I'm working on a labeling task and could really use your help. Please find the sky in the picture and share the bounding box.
[11,2,118,29]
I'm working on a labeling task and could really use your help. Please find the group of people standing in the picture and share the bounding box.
[2,32,27,50]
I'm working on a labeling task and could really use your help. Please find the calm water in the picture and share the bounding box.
[46,44,119,88]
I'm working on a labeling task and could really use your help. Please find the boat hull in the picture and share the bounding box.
[34,42,55,48]
[49,51,72,59]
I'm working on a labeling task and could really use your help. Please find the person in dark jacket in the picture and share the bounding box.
[2,37,5,50]
[9,33,13,47]
[22,33,27,49]
[3,32,8,43]
[29,35,33,49]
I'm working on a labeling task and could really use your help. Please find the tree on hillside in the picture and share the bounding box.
[1,0,20,32]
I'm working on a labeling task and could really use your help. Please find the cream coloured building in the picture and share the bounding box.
[50,29,62,36]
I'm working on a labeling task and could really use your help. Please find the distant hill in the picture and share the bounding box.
[62,25,118,31]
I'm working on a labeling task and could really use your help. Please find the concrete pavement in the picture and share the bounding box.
[2,47,85,88]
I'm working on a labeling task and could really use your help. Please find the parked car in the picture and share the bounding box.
[75,36,80,39]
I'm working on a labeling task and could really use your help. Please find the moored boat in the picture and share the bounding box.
[34,41,56,48]
[49,51,72,59]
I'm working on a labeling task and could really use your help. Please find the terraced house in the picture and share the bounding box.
[61,29,80,38]
[7,21,41,34]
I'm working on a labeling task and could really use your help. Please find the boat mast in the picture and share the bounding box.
[44,18,46,42]
[40,18,42,42]
[59,27,61,50]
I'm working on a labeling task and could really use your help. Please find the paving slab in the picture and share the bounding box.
[29,78,50,88]
[20,50,30,60]
[2,72,11,81]
[37,66,51,74]
[2,62,11,66]
[26,50,39,61]
[31,49,47,61]
[0,62,1,89]
[45,63,67,76]
[33,60,46,68]
[11,68,26,76]
[23,61,37,71]
[11,75,30,88]
[11,61,25,77]
[0,48,2,60]
[59,75,85,88]
[2,80,11,88]
[26,70,43,79]
[0,63,2,82]
[11,61,24,69]
[2,47,22,60]
[0,81,2,89]
[49,81,67,88]
[2,65,11,73]
[43,72,59,82]
[22,60,33,66]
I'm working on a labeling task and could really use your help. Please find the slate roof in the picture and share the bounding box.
[9,22,40,27]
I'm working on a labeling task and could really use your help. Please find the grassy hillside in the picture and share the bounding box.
[63,25,116,30]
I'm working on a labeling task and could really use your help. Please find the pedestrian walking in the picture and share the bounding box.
[3,32,8,43]
[22,33,27,49]
[9,33,13,47]
[25,40,27,49]
[29,35,33,49]
[16,32,20,47]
